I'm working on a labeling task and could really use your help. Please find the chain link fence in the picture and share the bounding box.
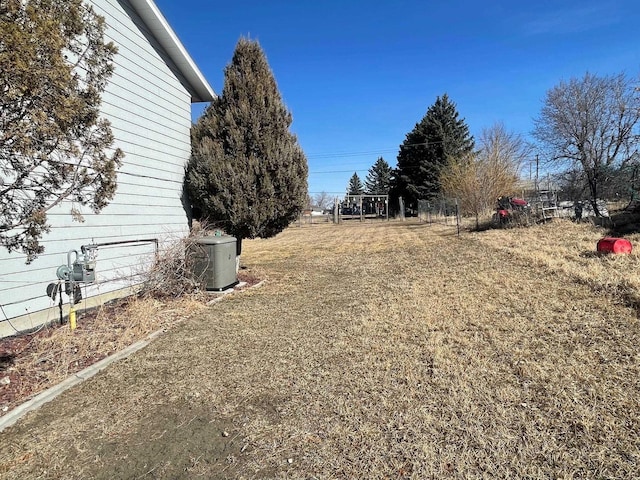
[418,198,461,230]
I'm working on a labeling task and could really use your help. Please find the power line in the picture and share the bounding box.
[305,140,446,160]
[307,149,398,159]
[306,132,541,161]
[310,169,369,174]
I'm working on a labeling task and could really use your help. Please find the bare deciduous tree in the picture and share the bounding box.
[534,72,640,215]
[313,191,333,210]
[441,123,527,228]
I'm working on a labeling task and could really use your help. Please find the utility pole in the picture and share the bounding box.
[535,154,539,193]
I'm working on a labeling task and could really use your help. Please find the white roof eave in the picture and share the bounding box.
[128,0,216,103]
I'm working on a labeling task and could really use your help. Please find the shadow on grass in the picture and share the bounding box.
[472,220,496,232]
[607,210,640,236]
[579,251,604,259]
[470,218,537,232]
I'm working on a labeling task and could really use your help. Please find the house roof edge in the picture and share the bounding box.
[128,0,216,103]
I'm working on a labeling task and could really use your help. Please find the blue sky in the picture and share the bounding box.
[154,0,640,196]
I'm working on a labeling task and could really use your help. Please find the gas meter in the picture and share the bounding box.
[56,247,97,284]
[49,246,99,329]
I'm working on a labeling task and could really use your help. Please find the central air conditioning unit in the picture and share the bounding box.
[188,236,239,291]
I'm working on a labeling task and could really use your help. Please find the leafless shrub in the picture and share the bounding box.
[442,123,529,229]
[138,235,203,299]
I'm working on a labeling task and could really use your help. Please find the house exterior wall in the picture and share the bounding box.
[0,0,207,337]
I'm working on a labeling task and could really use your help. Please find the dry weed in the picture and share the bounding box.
[471,218,640,305]
[139,236,202,298]
[1,231,257,420]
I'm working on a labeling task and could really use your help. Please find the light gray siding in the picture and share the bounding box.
[0,0,211,336]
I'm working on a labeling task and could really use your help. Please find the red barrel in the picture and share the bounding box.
[597,237,632,254]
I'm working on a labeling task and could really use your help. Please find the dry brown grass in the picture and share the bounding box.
[0,295,207,415]
[1,219,639,479]
[471,218,640,306]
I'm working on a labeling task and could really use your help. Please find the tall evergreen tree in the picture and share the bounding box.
[186,38,308,255]
[365,157,392,195]
[347,172,364,195]
[392,94,474,209]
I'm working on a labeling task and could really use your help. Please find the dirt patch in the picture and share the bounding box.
[85,392,288,479]
[90,404,244,479]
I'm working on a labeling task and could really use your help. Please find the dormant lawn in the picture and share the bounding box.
[1,219,638,479]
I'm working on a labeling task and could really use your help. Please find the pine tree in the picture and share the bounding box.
[0,0,122,262]
[392,94,474,209]
[186,38,308,255]
[365,157,392,194]
[347,172,364,195]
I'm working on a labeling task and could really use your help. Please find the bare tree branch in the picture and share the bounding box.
[534,72,640,215]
